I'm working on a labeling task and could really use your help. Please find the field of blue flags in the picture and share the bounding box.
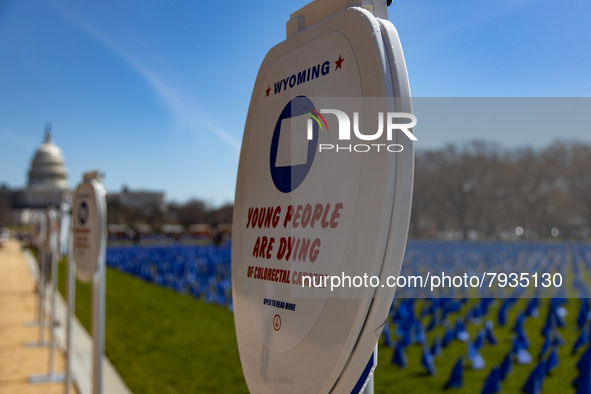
[106,241,233,309]
[379,241,591,393]
[105,240,591,393]
[382,295,591,393]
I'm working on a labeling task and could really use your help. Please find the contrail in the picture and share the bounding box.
[45,1,241,152]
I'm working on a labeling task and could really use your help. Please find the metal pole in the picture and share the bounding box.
[29,210,65,384]
[38,226,47,343]
[48,211,59,374]
[27,217,45,327]
[361,345,377,394]
[65,212,75,394]
[31,217,45,327]
[363,373,374,394]
[92,253,105,394]
[27,215,50,347]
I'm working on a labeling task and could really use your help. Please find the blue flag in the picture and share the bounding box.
[539,336,550,358]
[575,372,591,394]
[524,298,539,318]
[514,313,526,332]
[499,351,513,381]
[573,346,591,391]
[382,321,392,348]
[413,322,427,345]
[577,300,590,329]
[454,318,469,342]
[426,315,437,332]
[573,329,589,355]
[480,298,494,317]
[471,352,486,371]
[576,346,591,373]
[522,360,545,394]
[442,326,454,348]
[421,345,437,376]
[431,334,442,358]
[545,347,558,375]
[540,312,553,338]
[574,349,591,394]
[553,305,567,328]
[497,302,508,327]
[513,336,533,366]
[481,367,501,394]
[400,324,412,347]
[515,320,530,349]
[485,320,498,345]
[474,329,485,351]
[468,342,477,361]
[391,341,408,368]
[553,331,566,347]
[443,356,464,389]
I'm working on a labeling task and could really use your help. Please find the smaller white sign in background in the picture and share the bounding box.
[72,174,106,283]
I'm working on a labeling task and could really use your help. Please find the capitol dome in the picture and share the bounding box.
[27,126,68,190]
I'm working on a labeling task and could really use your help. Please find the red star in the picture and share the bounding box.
[335,55,344,70]
[265,85,271,97]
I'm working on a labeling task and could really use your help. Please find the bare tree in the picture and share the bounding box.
[567,143,591,229]
[177,199,207,227]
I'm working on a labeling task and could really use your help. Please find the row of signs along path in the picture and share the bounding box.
[0,238,130,394]
[0,239,71,394]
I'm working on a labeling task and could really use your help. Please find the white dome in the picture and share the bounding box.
[27,127,68,190]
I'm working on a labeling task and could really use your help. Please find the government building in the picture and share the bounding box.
[0,125,71,225]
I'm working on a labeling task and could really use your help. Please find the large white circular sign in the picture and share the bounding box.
[72,175,106,283]
[233,5,413,394]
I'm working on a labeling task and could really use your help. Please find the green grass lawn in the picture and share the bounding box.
[58,262,248,393]
[58,260,583,393]
[375,298,581,393]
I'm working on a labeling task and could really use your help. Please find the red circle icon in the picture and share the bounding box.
[273,314,281,331]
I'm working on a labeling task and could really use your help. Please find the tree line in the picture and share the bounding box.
[410,140,591,240]
[107,199,233,229]
[105,139,591,240]
[4,139,589,241]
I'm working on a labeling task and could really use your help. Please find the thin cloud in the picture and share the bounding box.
[202,120,242,152]
[45,2,241,152]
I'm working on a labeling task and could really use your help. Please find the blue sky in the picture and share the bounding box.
[0,0,589,205]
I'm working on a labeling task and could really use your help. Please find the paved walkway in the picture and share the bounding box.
[0,239,131,394]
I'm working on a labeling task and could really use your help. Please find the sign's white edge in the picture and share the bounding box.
[330,18,414,393]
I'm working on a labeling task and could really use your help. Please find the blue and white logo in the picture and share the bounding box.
[78,201,89,225]
[269,96,319,193]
